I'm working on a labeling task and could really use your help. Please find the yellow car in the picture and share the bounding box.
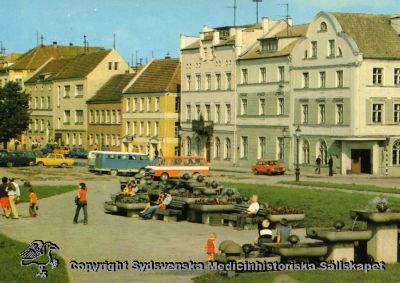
[36,154,75,168]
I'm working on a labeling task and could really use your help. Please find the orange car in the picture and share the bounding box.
[251,159,286,175]
[146,156,209,181]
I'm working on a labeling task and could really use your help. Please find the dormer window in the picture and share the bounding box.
[320,22,327,32]
[261,38,278,53]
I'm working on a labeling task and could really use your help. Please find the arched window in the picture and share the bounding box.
[318,140,328,164]
[215,137,221,159]
[225,138,231,159]
[393,140,400,165]
[195,137,201,156]
[302,139,310,164]
[320,22,327,32]
[186,137,192,156]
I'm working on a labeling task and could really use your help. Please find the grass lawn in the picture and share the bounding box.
[224,182,400,227]
[18,185,77,203]
[0,233,68,283]
[194,264,400,283]
[279,180,400,195]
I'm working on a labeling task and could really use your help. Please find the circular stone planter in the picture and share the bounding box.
[189,204,236,212]
[267,213,305,223]
[104,201,120,213]
[116,202,148,210]
[263,243,328,258]
[306,228,373,242]
[350,210,400,223]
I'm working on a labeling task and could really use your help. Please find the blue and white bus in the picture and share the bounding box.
[92,151,151,176]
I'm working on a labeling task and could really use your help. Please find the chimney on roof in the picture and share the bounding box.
[391,15,400,34]
[165,52,171,59]
[213,30,220,45]
[69,42,73,46]
[287,17,293,27]
[53,41,57,47]
[262,17,270,33]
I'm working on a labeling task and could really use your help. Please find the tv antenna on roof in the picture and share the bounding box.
[279,3,290,36]
[225,0,238,26]
[252,0,263,23]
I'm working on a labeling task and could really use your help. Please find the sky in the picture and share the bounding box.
[1,0,399,64]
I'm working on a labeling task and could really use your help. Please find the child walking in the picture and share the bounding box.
[29,188,38,217]
[204,232,217,262]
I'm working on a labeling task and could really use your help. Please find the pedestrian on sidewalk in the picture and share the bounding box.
[7,178,20,219]
[73,183,88,225]
[29,188,38,217]
[0,177,10,218]
[204,232,217,262]
[315,155,321,174]
[328,155,334,176]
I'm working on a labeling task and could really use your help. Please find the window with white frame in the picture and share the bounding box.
[319,72,326,88]
[72,134,76,146]
[277,137,284,161]
[186,74,191,91]
[64,110,71,124]
[116,110,121,123]
[258,137,266,159]
[155,97,160,111]
[139,122,143,136]
[154,122,159,136]
[126,121,130,135]
[328,40,335,57]
[126,98,131,112]
[133,98,137,112]
[100,110,105,123]
[226,72,232,90]
[132,121,136,136]
[319,104,326,124]
[195,104,201,120]
[225,138,231,159]
[373,68,383,85]
[95,110,99,123]
[303,72,309,88]
[147,97,151,112]
[111,134,116,146]
[40,119,44,132]
[241,136,248,159]
[215,104,221,123]
[301,104,309,124]
[64,85,70,97]
[336,70,344,88]
[240,98,248,115]
[111,110,116,123]
[215,137,221,159]
[311,41,318,58]
[66,133,70,145]
[320,22,327,32]
[394,104,400,123]
[336,104,344,124]
[195,75,201,90]
[278,98,285,115]
[215,74,221,90]
[57,86,61,107]
[75,84,84,97]
[259,98,266,116]
[205,104,211,121]
[146,121,151,136]
[140,98,144,111]
[89,110,94,123]
[186,137,192,156]
[78,134,82,146]
[75,110,84,124]
[394,68,400,85]
[372,103,383,123]
[260,67,266,83]
[241,69,248,84]
[302,139,310,164]
[278,66,285,82]
[392,140,400,165]
[206,74,211,90]
[89,134,93,145]
[226,104,231,123]
[186,105,191,122]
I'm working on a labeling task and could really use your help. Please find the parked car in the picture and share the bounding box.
[53,147,70,156]
[0,151,36,167]
[145,156,209,181]
[251,159,286,175]
[36,154,75,168]
[40,143,57,155]
[69,148,88,159]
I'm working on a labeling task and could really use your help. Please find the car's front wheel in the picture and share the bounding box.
[160,173,169,181]
[37,162,44,166]
[110,169,118,176]
[60,163,67,168]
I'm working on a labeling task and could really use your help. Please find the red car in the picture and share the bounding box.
[251,160,286,175]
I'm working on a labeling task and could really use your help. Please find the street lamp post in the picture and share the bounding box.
[282,128,288,163]
[295,126,301,182]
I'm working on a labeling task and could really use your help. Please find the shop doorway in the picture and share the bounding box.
[351,149,371,174]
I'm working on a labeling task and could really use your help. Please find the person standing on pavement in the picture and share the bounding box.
[29,188,38,217]
[0,177,10,218]
[73,183,88,225]
[328,155,334,176]
[7,178,20,219]
[315,155,321,174]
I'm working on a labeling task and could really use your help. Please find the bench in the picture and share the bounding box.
[222,203,267,230]
[153,198,187,222]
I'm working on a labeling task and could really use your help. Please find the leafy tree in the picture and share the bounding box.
[0,82,30,149]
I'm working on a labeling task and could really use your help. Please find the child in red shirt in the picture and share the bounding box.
[204,232,217,262]
[29,188,38,217]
